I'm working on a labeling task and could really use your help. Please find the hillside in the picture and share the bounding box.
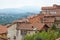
[0,13,36,25]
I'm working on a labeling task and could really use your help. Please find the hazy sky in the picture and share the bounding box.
[0,0,60,9]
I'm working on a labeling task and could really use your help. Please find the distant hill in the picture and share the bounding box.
[0,13,38,25]
[0,6,41,25]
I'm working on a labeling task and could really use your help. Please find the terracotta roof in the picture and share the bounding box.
[32,23,44,30]
[28,14,44,24]
[0,25,7,34]
[17,23,33,30]
[27,15,38,19]
[17,23,44,31]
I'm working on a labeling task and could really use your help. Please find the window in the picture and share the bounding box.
[42,10,47,14]
[46,10,49,13]
[44,16,49,18]
[32,26,34,28]
[21,30,27,35]
[50,11,56,14]
[56,17,60,20]
[14,36,16,39]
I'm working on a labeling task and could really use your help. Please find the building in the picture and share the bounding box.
[42,14,55,27]
[41,4,60,28]
[0,25,8,40]
[14,18,49,40]
[6,23,17,40]
[42,4,60,15]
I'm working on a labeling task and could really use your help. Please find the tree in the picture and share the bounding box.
[51,24,56,30]
[24,31,59,40]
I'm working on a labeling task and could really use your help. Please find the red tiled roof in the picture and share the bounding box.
[17,23,33,30]
[32,23,44,30]
[28,14,44,24]
[0,25,7,34]
[6,18,29,28]
[17,23,44,31]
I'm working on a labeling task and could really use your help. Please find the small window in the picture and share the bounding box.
[50,11,56,14]
[32,26,34,28]
[21,30,27,35]
[14,36,16,39]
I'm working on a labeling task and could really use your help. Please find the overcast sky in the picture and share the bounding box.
[0,0,60,9]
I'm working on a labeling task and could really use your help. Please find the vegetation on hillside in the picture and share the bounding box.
[0,13,35,25]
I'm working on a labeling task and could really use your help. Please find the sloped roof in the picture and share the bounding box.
[17,23,44,31]
[0,25,7,34]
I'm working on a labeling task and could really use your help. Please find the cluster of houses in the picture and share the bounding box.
[0,4,60,40]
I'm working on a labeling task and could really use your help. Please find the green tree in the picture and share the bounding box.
[51,24,56,30]
[24,31,59,40]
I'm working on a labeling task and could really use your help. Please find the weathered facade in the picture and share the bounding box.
[6,23,17,40]
[42,4,60,28]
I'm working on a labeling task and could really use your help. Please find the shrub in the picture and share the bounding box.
[51,24,56,30]
[24,30,59,40]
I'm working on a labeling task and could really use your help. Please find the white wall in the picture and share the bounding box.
[7,24,17,39]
